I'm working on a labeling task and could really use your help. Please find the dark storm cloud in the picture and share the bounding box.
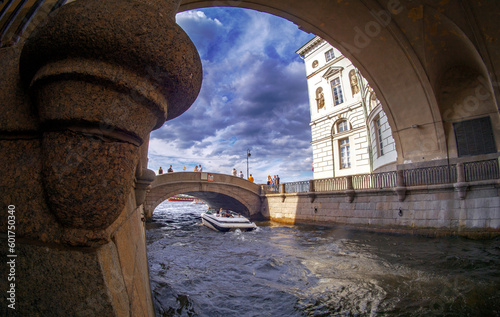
[149,7,315,182]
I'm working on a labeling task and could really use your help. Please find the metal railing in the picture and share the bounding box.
[464,159,499,182]
[403,164,457,187]
[280,158,499,194]
[352,171,397,189]
[284,181,309,193]
[313,177,347,191]
[261,184,280,194]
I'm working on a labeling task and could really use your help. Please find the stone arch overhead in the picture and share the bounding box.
[179,0,498,164]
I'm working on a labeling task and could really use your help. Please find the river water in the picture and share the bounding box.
[146,201,500,317]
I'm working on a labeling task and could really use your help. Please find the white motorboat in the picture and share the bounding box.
[201,209,257,232]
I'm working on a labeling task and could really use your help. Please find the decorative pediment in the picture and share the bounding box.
[322,66,343,79]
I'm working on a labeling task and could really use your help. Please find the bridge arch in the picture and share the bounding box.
[179,0,500,165]
[144,172,263,219]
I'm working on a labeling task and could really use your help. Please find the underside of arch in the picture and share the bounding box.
[147,184,261,218]
[179,0,499,164]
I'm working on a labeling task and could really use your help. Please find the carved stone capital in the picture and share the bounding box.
[18,0,202,241]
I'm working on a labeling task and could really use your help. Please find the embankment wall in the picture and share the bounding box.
[262,180,500,238]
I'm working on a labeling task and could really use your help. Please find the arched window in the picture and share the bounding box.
[337,120,349,133]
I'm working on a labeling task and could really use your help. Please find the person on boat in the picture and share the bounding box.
[167,165,173,173]
[217,208,222,217]
[158,167,163,174]
[248,174,254,182]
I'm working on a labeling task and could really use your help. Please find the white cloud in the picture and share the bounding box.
[176,10,223,26]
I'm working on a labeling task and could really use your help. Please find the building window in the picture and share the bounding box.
[453,116,497,157]
[375,117,384,157]
[325,49,335,62]
[338,120,349,133]
[331,78,344,105]
[340,138,351,169]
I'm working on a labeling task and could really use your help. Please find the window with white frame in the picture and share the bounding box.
[340,138,351,169]
[325,49,335,62]
[375,117,384,157]
[337,120,349,133]
[331,78,344,105]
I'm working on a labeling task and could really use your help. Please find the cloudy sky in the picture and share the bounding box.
[148,7,315,183]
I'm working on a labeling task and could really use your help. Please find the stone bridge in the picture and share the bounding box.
[144,172,263,219]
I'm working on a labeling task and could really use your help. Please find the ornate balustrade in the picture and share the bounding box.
[464,159,499,182]
[284,180,310,193]
[278,158,500,201]
[403,165,457,186]
[352,171,397,189]
[313,177,348,191]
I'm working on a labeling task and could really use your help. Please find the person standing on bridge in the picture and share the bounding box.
[194,165,198,172]
[167,165,173,173]
[248,174,254,182]
[232,168,237,176]
[198,164,203,172]
[239,171,244,178]
[158,167,163,174]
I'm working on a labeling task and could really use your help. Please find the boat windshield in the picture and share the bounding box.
[205,209,242,218]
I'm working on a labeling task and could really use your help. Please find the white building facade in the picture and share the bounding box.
[297,36,397,179]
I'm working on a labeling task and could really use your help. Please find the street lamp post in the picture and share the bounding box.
[246,149,251,179]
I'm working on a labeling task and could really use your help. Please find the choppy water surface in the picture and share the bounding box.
[146,202,500,316]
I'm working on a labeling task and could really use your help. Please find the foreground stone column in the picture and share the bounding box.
[0,0,202,314]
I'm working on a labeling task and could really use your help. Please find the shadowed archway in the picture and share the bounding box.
[179,0,500,166]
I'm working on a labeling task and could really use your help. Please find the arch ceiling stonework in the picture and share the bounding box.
[180,0,500,164]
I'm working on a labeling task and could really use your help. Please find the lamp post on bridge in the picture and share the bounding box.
[246,149,251,179]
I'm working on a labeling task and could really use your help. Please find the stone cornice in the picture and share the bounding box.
[295,35,324,57]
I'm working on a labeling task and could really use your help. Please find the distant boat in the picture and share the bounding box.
[192,199,206,205]
[168,194,196,202]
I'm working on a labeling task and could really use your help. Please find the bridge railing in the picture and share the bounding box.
[284,180,310,193]
[280,158,500,195]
